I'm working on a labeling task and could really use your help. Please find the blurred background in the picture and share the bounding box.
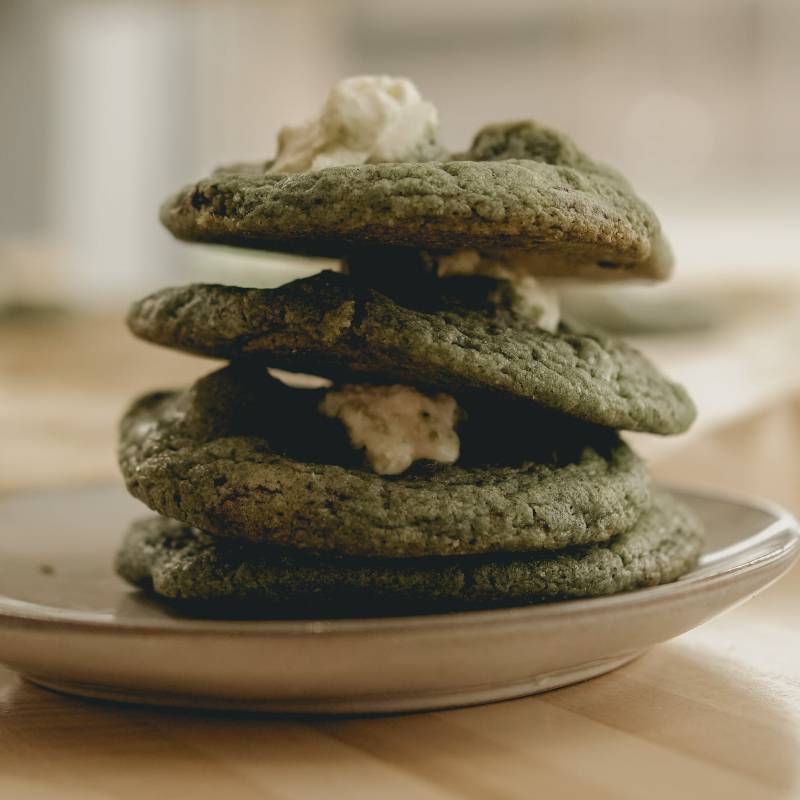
[2,0,800,490]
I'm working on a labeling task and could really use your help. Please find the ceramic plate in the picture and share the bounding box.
[0,484,797,714]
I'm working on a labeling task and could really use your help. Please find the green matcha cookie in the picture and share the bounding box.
[127,271,695,434]
[160,122,671,281]
[118,365,651,558]
[115,491,703,611]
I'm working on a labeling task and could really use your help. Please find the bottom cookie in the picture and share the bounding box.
[116,491,703,615]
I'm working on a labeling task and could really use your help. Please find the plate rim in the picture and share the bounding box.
[0,482,798,638]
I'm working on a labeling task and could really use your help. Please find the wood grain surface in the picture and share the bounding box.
[2,313,799,799]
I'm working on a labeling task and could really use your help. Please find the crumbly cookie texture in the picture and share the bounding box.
[127,271,696,435]
[269,75,442,174]
[159,121,671,280]
[117,365,652,558]
[115,491,703,609]
[319,384,460,475]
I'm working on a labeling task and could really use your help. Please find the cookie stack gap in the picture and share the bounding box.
[117,75,703,615]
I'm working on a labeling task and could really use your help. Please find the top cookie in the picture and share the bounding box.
[160,121,671,281]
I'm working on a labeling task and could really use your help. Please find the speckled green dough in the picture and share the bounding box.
[159,121,671,281]
[115,491,703,609]
[127,271,695,434]
[117,366,652,558]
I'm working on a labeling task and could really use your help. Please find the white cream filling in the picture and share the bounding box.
[434,249,561,332]
[319,384,459,475]
[269,75,438,174]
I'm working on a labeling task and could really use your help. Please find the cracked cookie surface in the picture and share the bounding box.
[118,365,652,558]
[160,122,671,281]
[127,271,695,435]
[115,491,703,609]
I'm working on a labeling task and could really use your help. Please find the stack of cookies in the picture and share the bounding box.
[116,76,703,615]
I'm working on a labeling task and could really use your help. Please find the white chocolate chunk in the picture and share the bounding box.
[269,75,438,174]
[319,384,459,475]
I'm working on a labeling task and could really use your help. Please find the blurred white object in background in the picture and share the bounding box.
[48,3,189,306]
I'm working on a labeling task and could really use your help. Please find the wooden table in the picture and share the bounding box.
[2,313,800,799]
